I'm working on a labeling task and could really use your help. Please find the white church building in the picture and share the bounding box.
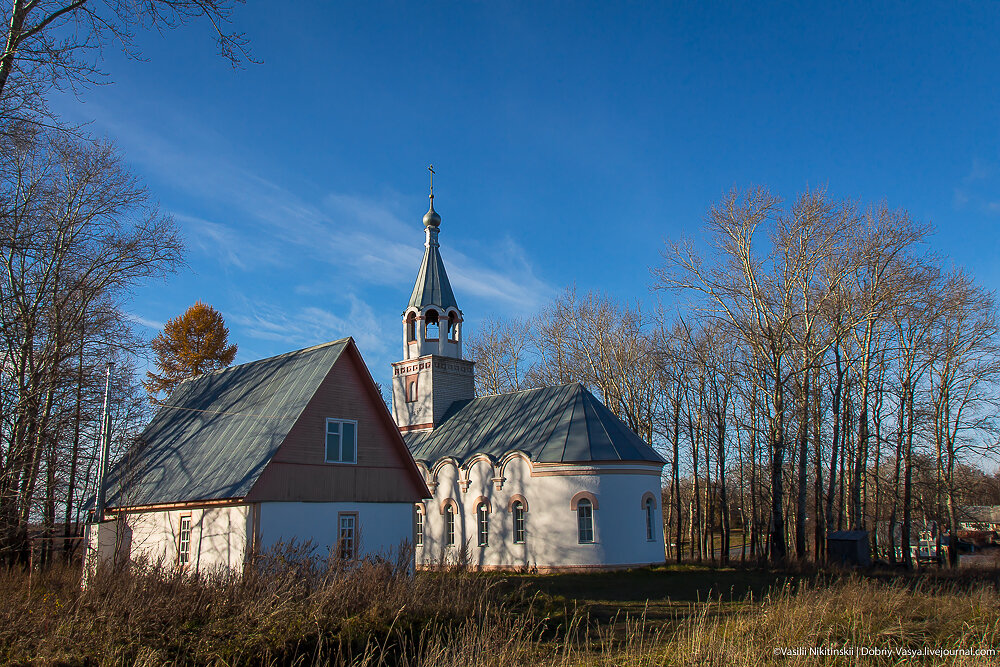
[391,191,666,571]
[84,182,665,576]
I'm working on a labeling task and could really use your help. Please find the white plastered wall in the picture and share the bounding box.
[115,504,251,573]
[257,501,415,566]
[416,456,665,570]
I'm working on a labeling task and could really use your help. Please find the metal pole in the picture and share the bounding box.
[94,362,114,523]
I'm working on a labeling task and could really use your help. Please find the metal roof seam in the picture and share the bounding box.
[589,393,625,461]
[557,385,581,462]
[534,384,575,461]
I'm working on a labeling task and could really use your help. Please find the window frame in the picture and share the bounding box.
[337,512,358,559]
[445,506,456,546]
[415,507,424,546]
[477,502,489,547]
[325,418,359,464]
[577,499,594,544]
[178,514,192,567]
[512,500,525,544]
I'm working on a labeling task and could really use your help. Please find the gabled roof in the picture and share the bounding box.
[404,383,666,466]
[103,340,350,508]
[407,242,458,311]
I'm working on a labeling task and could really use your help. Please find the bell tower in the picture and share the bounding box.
[391,170,475,432]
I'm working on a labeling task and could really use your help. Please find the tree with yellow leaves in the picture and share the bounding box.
[144,302,238,401]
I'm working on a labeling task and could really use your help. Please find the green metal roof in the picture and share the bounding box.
[404,383,666,466]
[102,340,349,508]
[407,238,458,311]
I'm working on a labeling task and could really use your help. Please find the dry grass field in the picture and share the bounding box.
[2,551,999,666]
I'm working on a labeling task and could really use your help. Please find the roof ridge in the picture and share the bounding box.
[584,390,625,461]
[470,382,579,400]
[177,338,352,384]
[557,384,582,462]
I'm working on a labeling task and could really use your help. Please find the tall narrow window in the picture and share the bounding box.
[577,499,594,543]
[325,419,358,464]
[338,513,357,559]
[645,498,655,541]
[408,380,418,402]
[477,502,489,547]
[178,515,192,566]
[415,508,424,546]
[512,500,525,544]
[448,314,459,341]
[445,506,455,546]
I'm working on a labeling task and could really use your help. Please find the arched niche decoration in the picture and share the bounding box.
[499,451,533,479]
[431,457,460,487]
[640,491,657,509]
[461,454,498,488]
[405,311,417,342]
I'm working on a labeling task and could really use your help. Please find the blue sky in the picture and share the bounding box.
[58,1,1000,387]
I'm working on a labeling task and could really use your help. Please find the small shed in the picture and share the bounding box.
[827,530,872,567]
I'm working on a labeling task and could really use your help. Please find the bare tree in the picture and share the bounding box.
[0,0,251,124]
[843,205,930,531]
[928,270,1000,565]
[465,316,532,396]
[0,128,182,560]
[655,187,798,561]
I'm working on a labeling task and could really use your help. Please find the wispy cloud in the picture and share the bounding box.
[179,214,290,270]
[83,104,555,376]
[232,295,386,357]
[126,313,164,330]
[954,159,999,215]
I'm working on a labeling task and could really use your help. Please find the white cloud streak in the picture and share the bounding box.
[86,105,556,376]
[126,313,164,330]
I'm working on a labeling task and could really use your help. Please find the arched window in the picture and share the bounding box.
[425,310,439,340]
[445,505,455,546]
[415,507,424,546]
[577,498,594,543]
[448,313,459,341]
[406,313,416,342]
[512,500,525,544]
[645,497,655,542]
[477,502,489,547]
[408,380,418,402]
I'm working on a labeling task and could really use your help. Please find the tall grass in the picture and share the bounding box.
[2,555,998,666]
[0,544,501,665]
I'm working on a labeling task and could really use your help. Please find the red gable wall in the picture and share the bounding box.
[247,340,429,503]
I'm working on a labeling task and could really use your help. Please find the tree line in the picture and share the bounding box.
[0,0,249,564]
[466,187,1000,567]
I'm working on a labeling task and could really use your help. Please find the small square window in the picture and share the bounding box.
[325,419,358,464]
